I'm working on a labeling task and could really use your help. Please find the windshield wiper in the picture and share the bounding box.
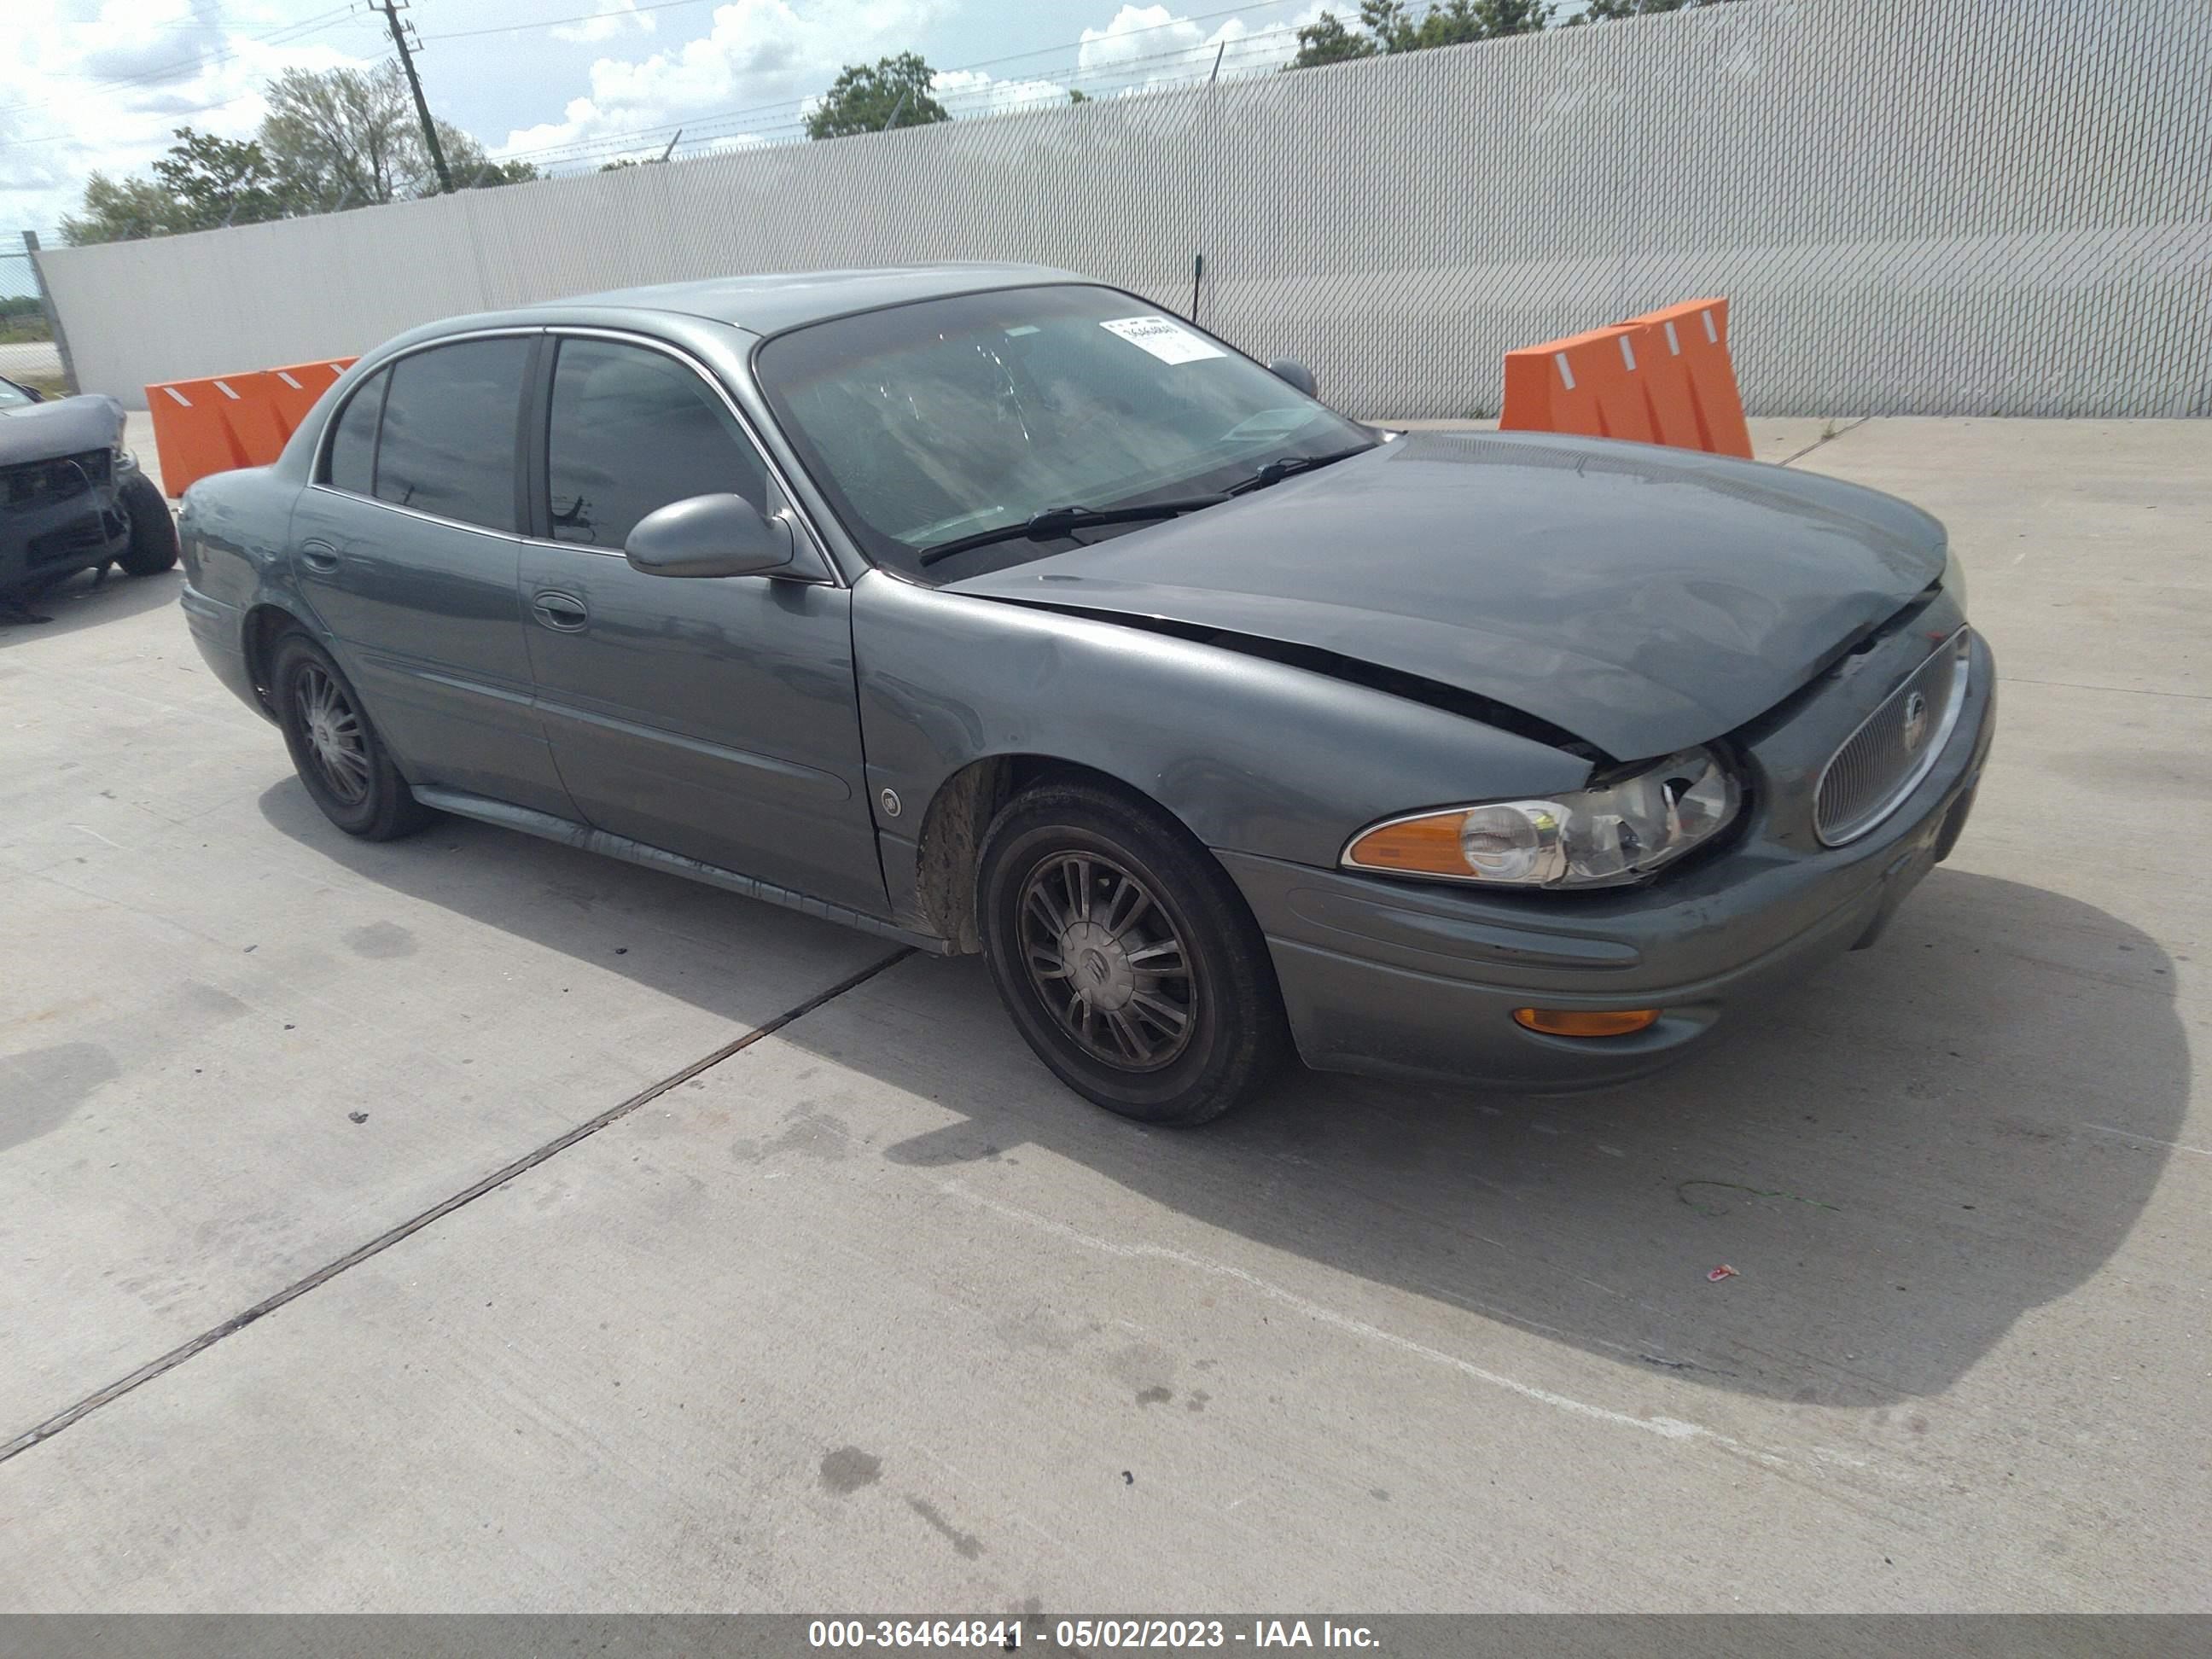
[1225,443,1377,496]
[916,494,1228,568]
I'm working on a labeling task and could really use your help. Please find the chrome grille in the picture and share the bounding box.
[1815,630,1972,846]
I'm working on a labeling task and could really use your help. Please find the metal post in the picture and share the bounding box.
[1190,42,1228,326]
[659,128,683,162]
[21,233,80,397]
[883,88,911,131]
[380,0,453,194]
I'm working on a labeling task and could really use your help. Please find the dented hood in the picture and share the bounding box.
[0,391,125,469]
[946,430,1948,758]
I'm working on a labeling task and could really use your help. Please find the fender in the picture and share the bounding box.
[850,572,1594,936]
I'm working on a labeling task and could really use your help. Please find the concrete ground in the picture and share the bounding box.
[0,417,2204,1612]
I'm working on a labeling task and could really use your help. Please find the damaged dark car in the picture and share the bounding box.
[2,374,178,621]
[176,266,1995,1126]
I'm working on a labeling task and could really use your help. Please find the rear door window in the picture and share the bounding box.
[373,337,530,531]
[544,337,768,549]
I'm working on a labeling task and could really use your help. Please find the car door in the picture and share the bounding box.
[516,330,884,916]
[290,333,572,817]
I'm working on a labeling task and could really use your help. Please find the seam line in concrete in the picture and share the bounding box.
[1997,674,2211,704]
[0,946,914,1467]
[1778,416,1872,468]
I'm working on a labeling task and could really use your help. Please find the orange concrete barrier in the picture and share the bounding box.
[144,357,358,497]
[1499,298,1750,461]
[1616,299,1751,460]
[260,358,356,446]
[1500,324,1656,447]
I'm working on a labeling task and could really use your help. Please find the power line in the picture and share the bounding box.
[418,0,721,45]
[500,19,1313,169]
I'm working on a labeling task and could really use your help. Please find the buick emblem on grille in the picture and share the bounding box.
[1900,690,1930,753]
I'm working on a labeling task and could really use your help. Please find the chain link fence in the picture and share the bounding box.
[0,233,70,390]
[29,0,2212,418]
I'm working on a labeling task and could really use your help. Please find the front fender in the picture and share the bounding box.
[851,572,1592,930]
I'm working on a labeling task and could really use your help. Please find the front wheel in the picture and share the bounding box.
[114,473,180,576]
[977,781,1289,1126]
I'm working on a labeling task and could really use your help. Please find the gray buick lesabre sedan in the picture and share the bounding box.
[178,265,1994,1125]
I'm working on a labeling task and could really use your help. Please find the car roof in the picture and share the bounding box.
[540,262,1086,336]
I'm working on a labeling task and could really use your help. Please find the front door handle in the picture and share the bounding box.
[533,590,590,632]
[300,539,340,574]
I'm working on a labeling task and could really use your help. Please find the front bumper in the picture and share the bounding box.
[2,469,131,595]
[1225,629,1998,1093]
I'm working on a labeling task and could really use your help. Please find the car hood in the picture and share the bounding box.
[946,430,1948,759]
[0,393,125,469]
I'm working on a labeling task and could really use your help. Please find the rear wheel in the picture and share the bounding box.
[977,781,1289,1126]
[270,632,433,841]
[114,473,180,576]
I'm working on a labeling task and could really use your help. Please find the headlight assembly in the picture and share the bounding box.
[1342,747,1741,890]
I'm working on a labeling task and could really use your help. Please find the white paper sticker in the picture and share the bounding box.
[1099,314,1225,364]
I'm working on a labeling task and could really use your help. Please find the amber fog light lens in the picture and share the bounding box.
[1512,1007,1661,1038]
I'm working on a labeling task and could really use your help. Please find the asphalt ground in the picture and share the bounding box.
[0,416,2204,1610]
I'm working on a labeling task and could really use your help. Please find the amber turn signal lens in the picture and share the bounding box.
[1343,812,1469,873]
[1511,1007,1662,1038]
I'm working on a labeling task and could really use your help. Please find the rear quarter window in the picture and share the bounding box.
[322,369,387,496]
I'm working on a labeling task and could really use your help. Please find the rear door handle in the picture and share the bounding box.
[533,590,589,632]
[300,539,340,573]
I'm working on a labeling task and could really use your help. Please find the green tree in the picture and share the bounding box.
[60,172,191,243]
[805,53,950,139]
[1287,12,1379,67]
[437,123,541,188]
[1362,0,1553,50]
[257,66,530,203]
[149,125,288,228]
[259,63,420,206]
[1289,0,1551,69]
[1068,88,1091,103]
[1575,0,1740,19]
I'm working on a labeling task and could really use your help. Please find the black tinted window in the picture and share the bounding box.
[374,338,528,530]
[323,369,386,495]
[545,338,766,548]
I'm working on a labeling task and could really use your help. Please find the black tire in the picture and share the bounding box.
[114,473,180,577]
[269,632,434,841]
[977,780,1290,1126]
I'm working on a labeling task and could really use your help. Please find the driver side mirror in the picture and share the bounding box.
[625,493,795,579]
[1268,358,1317,398]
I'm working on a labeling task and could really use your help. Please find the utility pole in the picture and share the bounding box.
[377,0,453,194]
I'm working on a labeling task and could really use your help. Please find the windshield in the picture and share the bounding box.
[754,284,1373,578]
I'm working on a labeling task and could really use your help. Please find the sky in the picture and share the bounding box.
[1,0,1356,240]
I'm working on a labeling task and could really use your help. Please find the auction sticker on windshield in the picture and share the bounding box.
[1100,315,1225,364]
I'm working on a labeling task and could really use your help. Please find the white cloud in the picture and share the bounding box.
[929,67,1074,118]
[552,0,661,46]
[2,0,1334,233]
[498,0,948,166]
[0,0,382,236]
[1074,2,1326,91]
